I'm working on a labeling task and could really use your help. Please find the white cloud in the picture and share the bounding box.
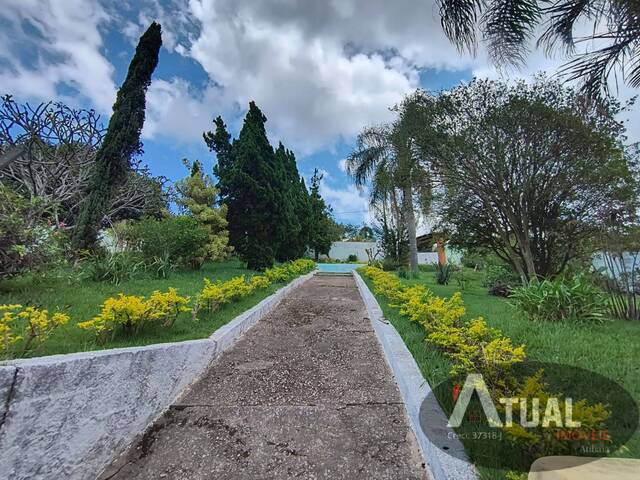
[185,0,425,153]
[144,78,224,141]
[0,0,637,154]
[0,0,116,112]
[318,179,373,225]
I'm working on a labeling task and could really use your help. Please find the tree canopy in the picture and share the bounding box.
[176,159,231,268]
[347,91,437,271]
[434,76,638,282]
[204,102,331,269]
[72,22,162,250]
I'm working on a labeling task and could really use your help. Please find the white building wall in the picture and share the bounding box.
[319,241,378,262]
[417,252,439,265]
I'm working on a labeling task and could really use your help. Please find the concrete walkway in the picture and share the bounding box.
[100,275,429,480]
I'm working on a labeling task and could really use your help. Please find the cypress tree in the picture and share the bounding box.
[229,102,279,270]
[203,116,243,248]
[273,143,305,261]
[204,116,234,202]
[204,104,330,267]
[72,22,162,250]
[308,169,336,260]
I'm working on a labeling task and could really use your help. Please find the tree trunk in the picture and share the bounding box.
[436,239,446,266]
[402,184,419,272]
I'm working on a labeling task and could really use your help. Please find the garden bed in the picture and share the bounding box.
[362,267,640,480]
[0,259,311,359]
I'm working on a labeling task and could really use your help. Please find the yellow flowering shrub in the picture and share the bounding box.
[264,266,290,283]
[78,294,149,337]
[78,288,190,339]
[361,267,526,383]
[265,259,315,283]
[501,370,611,458]
[287,258,316,274]
[1,304,69,358]
[146,288,191,327]
[196,275,254,313]
[360,266,611,472]
[250,275,271,290]
[194,259,315,316]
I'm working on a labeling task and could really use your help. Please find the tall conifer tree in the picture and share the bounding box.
[274,143,305,261]
[204,103,331,268]
[228,102,279,270]
[72,22,162,249]
[308,169,336,260]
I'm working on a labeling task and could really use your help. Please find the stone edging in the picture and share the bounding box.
[352,271,477,480]
[0,270,316,480]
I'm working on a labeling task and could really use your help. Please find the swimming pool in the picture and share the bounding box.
[316,263,363,273]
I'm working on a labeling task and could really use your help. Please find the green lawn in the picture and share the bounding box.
[363,268,640,480]
[0,259,287,359]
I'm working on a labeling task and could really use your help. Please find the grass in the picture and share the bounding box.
[363,267,640,480]
[0,259,289,359]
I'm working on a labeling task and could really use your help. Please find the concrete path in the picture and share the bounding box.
[100,275,429,480]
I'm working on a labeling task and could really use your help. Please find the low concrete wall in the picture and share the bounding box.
[0,271,314,480]
[353,271,477,480]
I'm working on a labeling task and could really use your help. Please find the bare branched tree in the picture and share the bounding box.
[0,95,168,226]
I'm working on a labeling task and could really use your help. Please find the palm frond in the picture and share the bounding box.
[483,0,541,65]
[437,0,483,53]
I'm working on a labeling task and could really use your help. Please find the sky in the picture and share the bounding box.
[1,0,638,228]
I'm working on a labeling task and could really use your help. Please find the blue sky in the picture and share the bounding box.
[1,0,638,226]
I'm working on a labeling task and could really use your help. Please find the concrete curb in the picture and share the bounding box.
[209,270,315,352]
[353,271,477,480]
[0,270,315,480]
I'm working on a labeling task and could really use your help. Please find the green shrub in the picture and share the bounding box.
[382,259,400,271]
[435,263,453,285]
[0,185,62,279]
[510,274,608,323]
[149,252,176,279]
[397,267,419,279]
[418,263,438,272]
[484,264,519,297]
[454,267,467,290]
[87,251,145,285]
[120,216,209,269]
[347,254,358,262]
[461,252,486,270]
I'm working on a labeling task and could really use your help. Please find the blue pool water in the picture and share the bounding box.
[317,263,362,273]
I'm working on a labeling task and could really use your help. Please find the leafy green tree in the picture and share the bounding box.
[176,159,231,268]
[72,22,162,250]
[0,185,54,279]
[436,0,640,96]
[339,223,375,241]
[435,76,637,282]
[308,169,340,260]
[347,91,436,272]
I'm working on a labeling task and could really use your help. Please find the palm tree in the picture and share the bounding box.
[436,0,640,97]
[346,93,434,272]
